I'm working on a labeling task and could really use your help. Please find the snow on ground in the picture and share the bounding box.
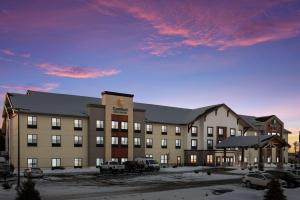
[160,166,206,173]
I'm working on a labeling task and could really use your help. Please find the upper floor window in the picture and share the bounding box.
[207,139,213,150]
[161,139,167,148]
[52,135,61,147]
[146,124,153,134]
[74,136,83,147]
[96,120,104,131]
[121,122,128,131]
[27,116,37,128]
[121,137,128,145]
[112,121,119,130]
[96,136,104,147]
[134,123,141,132]
[230,128,236,136]
[134,137,141,147]
[74,119,82,131]
[52,118,61,129]
[161,125,167,135]
[191,139,197,150]
[27,134,37,146]
[237,130,242,136]
[218,128,224,136]
[191,126,198,136]
[27,158,38,168]
[175,127,181,135]
[175,139,181,149]
[146,138,153,148]
[207,127,213,137]
[112,137,118,145]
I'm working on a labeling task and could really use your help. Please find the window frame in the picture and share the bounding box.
[161,125,167,135]
[27,134,37,147]
[52,135,61,147]
[207,139,213,150]
[191,139,197,150]
[74,119,82,131]
[161,138,167,148]
[134,137,141,148]
[146,124,153,134]
[121,121,128,131]
[111,136,119,146]
[160,154,168,164]
[191,126,198,136]
[121,137,128,146]
[96,136,104,147]
[51,158,61,169]
[146,138,153,148]
[175,139,181,149]
[230,128,236,136]
[134,122,141,133]
[27,158,38,168]
[51,117,61,130]
[207,127,213,137]
[96,120,104,131]
[27,116,37,128]
[175,126,181,136]
[111,121,119,130]
[190,154,197,164]
[74,135,83,147]
[74,158,83,168]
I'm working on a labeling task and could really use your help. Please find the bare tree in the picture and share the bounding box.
[293,141,299,154]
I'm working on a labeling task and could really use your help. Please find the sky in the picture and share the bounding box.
[0,0,299,151]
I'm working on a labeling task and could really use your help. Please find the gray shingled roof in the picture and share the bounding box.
[7,91,222,124]
[216,135,274,148]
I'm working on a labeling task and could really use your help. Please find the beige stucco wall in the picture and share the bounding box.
[9,113,88,169]
[145,123,186,165]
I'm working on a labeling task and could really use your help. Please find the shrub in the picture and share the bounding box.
[264,179,286,200]
[16,178,41,200]
[207,170,211,175]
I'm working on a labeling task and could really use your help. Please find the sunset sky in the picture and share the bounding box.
[0,0,299,150]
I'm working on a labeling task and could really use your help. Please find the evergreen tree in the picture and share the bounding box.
[264,179,286,200]
[16,178,41,200]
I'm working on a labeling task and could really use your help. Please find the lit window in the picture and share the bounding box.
[146,154,153,158]
[121,122,128,130]
[51,118,61,129]
[27,116,37,128]
[74,158,82,168]
[74,136,83,147]
[74,119,82,130]
[254,157,257,163]
[121,137,128,145]
[96,136,104,146]
[134,123,141,132]
[160,154,168,164]
[52,158,61,168]
[230,128,236,136]
[218,128,224,135]
[161,139,167,148]
[175,139,181,148]
[96,158,103,167]
[175,127,181,135]
[267,157,271,163]
[191,126,197,136]
[146,124,153,133]
[112,121,119,129]
[27,134,37,146]
[134,137,141,147]
[207,127,213,137]
[52,135,61,147]
[96,120,104,130]
[121,158,128,164]
[191,139,197,149]
[146,138,153,148]
[237,130,242,136]
[112,137,119,145]
[207,155,213,164]
[27,158,38,168]
[190,155,197,164]
[161,125,167,134]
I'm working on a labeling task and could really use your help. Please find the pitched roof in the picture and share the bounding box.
[6,91,223,124]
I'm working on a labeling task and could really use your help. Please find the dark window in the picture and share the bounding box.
[27,134,37,146]
[27,116,37,128]
[207,139,213,150]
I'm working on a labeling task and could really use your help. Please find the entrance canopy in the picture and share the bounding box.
[216,135,290,149]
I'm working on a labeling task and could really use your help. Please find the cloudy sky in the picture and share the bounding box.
[0,0,299,149]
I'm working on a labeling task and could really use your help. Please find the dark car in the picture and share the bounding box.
[265,170,300,188]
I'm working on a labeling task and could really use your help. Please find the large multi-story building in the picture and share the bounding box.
[1,90,290,169]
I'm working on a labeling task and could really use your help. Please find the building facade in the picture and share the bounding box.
[1,90,290,169]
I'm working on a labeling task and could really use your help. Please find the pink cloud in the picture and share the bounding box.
[21,53,31,58]
[1,49,15,56]
[0,83,59,93]
[94,0,300,55]
[37,63,120,78]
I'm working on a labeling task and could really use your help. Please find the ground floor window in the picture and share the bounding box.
[96,158,103,167]
[190,154,197,164]
[160,154,168,164]
[254,157,257,163]
[52,158,61,168]
[177,156,181,164]
[27,158,38,168]
[121,158,128,164]
[206,155,213,164]
[74,158,83,168]
[276,157,279,163]
[146,154,153,158]
[267,157,271,163]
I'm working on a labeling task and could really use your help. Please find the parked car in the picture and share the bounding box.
[135,158,160,171]
[265,170,300,188]
[242,172,286,189]
[123,161,145,172]
[24,168,44,178]
[99,161,125,173]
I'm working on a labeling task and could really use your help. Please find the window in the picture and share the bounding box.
[146,138,153,148]
[146,154,153,158]
[146,124,153,134]
[190,155,197,164]
[267,157,271,163]
[254,157,257,163]
[96,158,103,167]
[96,136,104,147]
[121,137,128,145]
[74,136,83,147]
[237,130,242,136]
[207,127,213,137]
[218,128,224,135]
[207,139,213,150]
[161,125,167,135]
[27,134,37,146]
[134,137,141,147]
[161,139,167,148]
[160,154,168,164]
[51,118,61,129]
[230,128,236,136]
[217,140,222,144]
[74,158,82,168]
[207,155,213,164]
[96,120,104,131]
[52,135,61,147]
[134,123,141,132]
[112,137,119,145]
[175,126,181,135]
[74,119,82,130]
[191,139,197,150]
[112,121,119,130]
[52,158,61,169]
[191,126,198,136]
[27,116,37,128]
[27,158,38,168]
[121,122,128,131]
[121,158,128,164]
[175,139,181,149]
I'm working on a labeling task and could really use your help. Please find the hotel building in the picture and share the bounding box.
[1,90,290,169]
